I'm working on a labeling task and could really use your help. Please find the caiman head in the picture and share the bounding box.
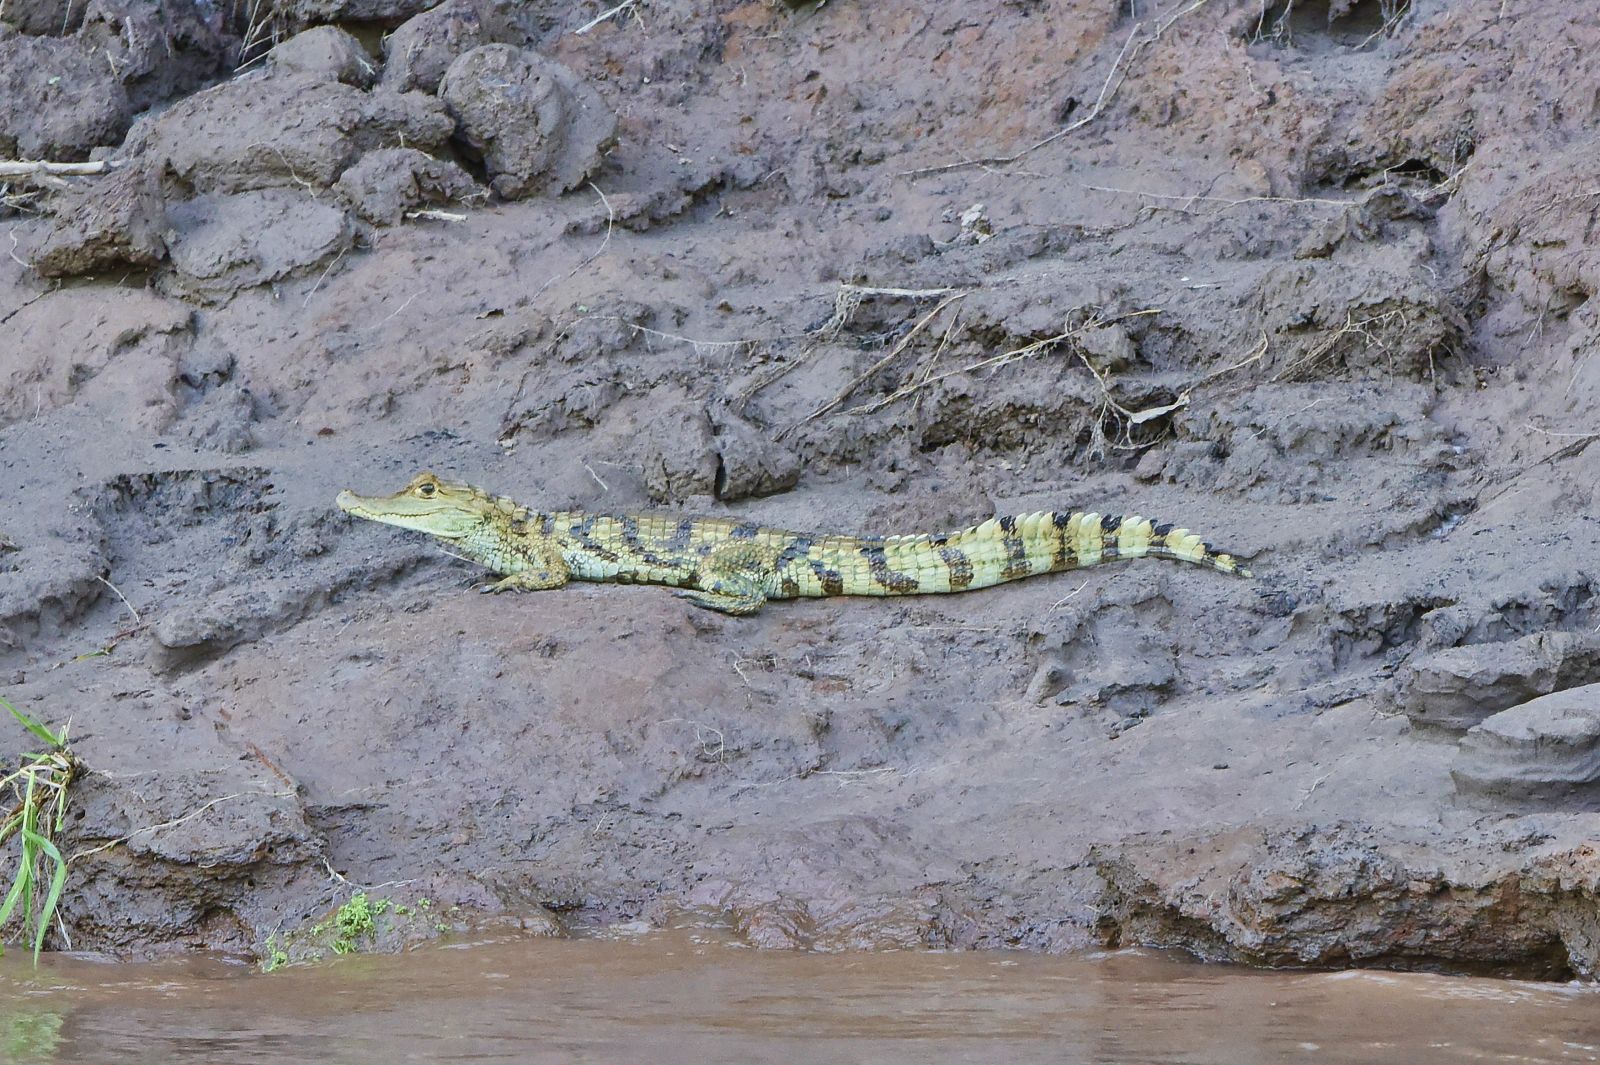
[336,471,493,540]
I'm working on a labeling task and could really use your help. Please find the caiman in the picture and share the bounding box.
[336,471,1251,616]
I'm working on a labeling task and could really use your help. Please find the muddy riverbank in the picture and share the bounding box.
[2,0,1599,975]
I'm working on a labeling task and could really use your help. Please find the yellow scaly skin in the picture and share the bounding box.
[336,472,1252,616]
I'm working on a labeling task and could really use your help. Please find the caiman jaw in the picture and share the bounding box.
[336,473,487,540]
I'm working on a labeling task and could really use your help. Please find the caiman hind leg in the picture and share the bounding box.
[673,575,766,615]
[674,542,771,615]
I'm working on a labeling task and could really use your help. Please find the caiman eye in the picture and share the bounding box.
[417,482,436,497]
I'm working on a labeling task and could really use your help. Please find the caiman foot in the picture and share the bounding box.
[672,588,766,615]
[480,569,569,593]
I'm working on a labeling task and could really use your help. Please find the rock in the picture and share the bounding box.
[1452,685,1600,801]
[0,32,129,159]
[162,189,353,303]
[335,147,482,225]
[121,73,454,196]
[1394,632,1600,731]
[380,0,530,94]
[29,164,168,277]
[439,44,615,199]
[1092,824,1600,977]
[269,26,376,87]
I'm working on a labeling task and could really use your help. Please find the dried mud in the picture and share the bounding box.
[3,0,1600,977]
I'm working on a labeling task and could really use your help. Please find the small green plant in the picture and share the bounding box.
[262,933,290,973]
[313,892,392,955]
[0,697,80,963]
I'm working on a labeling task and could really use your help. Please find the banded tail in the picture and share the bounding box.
[771,510,1251,599]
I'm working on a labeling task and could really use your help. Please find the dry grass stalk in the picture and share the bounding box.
[574,0,644,34]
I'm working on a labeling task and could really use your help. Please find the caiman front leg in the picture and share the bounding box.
[481,542,571,594]
[484,569,571,593]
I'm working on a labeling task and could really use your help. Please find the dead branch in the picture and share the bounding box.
[0,159,120,180]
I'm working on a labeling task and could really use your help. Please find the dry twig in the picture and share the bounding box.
[93,575,141,625]
[0,160,119,179]
[733,284,957,404]
[783,290,967,434]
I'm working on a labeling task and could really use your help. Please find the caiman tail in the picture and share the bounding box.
[772,510,1250,598]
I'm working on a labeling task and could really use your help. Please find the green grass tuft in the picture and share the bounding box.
[0,697,80,964]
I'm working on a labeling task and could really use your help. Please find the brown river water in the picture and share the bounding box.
[0,930,1595,1064]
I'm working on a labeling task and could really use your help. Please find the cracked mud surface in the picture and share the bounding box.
[3,0,1600,975]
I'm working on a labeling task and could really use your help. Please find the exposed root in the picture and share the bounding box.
[1079,183,1354,215]
[574,0,646,34]
[734,284,958,405]
[1269,308,1420,383]
[530,181,616,304]
[902,0,1218,179]
[67,788,293,863]
[783,290,968,435]
[842,308,1160,417]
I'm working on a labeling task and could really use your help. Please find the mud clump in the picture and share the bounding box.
[1,0,83,35]
[381,0,533,94]
[163,189,353,302]
[1393,631,1600,732]
[0,0,229,160]
[121,74,454,196]
[335,147,482,226]
[0,32,129,159]
[439,44,616,199]
[268,26,377,87]
[29,164,169,277]
[1093,824,1600,978]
